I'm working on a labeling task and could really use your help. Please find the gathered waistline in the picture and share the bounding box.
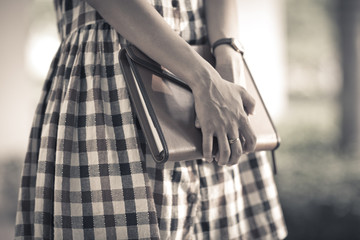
[58,18,207,46]
[60,19,116,42]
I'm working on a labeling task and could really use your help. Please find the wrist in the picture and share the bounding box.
[211,38,244,56]
[213,44,239,59]
[187,60,221,93]
[214,45,243,66]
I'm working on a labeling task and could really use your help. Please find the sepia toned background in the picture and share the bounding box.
[1,0,359,239]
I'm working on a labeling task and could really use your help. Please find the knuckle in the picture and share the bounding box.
[248,134,257,144]
[218,159,228,166]
[238,114,247,125]
[202,145,212,156]
[238,86,246,93]
[249,100,256,113]
[203,149,211,157]
[202,129,214,139]
[249,94,256,104]
[200,120,213,130]
[235,147,243,157]
[227,158,239,166]
[252,135,257,145]
[221,148,231,159]
[247,101,255,112]
[246,135,257,151]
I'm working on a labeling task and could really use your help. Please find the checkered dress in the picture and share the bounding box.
[15,0,287,239]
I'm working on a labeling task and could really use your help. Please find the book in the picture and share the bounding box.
[119,45,280,164]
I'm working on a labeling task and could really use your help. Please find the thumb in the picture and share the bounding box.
[240,88,256,115]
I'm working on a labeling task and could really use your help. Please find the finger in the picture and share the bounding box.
[195,116,200,128]
[239,87,256,115]
[239,134,246,151]
[239,116,257,153]
[215,132,231,166]
[202,130,214,163]
[227,133,243,166]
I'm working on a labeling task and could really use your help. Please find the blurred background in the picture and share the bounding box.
[1,0,360,239]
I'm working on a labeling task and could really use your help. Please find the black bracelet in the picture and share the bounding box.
[211,38,244,55]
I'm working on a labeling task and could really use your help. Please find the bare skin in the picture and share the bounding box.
[86,0,256,165]
[210,47,250,166]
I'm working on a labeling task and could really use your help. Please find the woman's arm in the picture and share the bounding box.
[205,0,242,45]
[205,0,255,160]
[205,0,246,86]
[87,0,211,90]
[86,0,256,165]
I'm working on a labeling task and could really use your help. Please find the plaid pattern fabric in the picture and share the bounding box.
[145,152,287,239]
[15,0,287,239]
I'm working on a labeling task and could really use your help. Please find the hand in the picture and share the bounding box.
[194,45,248,127]
[193,64,256,166]
[214,44,246,86]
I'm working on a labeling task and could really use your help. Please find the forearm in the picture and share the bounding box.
[86,0,216,91]
[205,0,241,43]
[205,0,242,55]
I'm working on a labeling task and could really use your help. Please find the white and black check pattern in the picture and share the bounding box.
[15,0,287,239]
